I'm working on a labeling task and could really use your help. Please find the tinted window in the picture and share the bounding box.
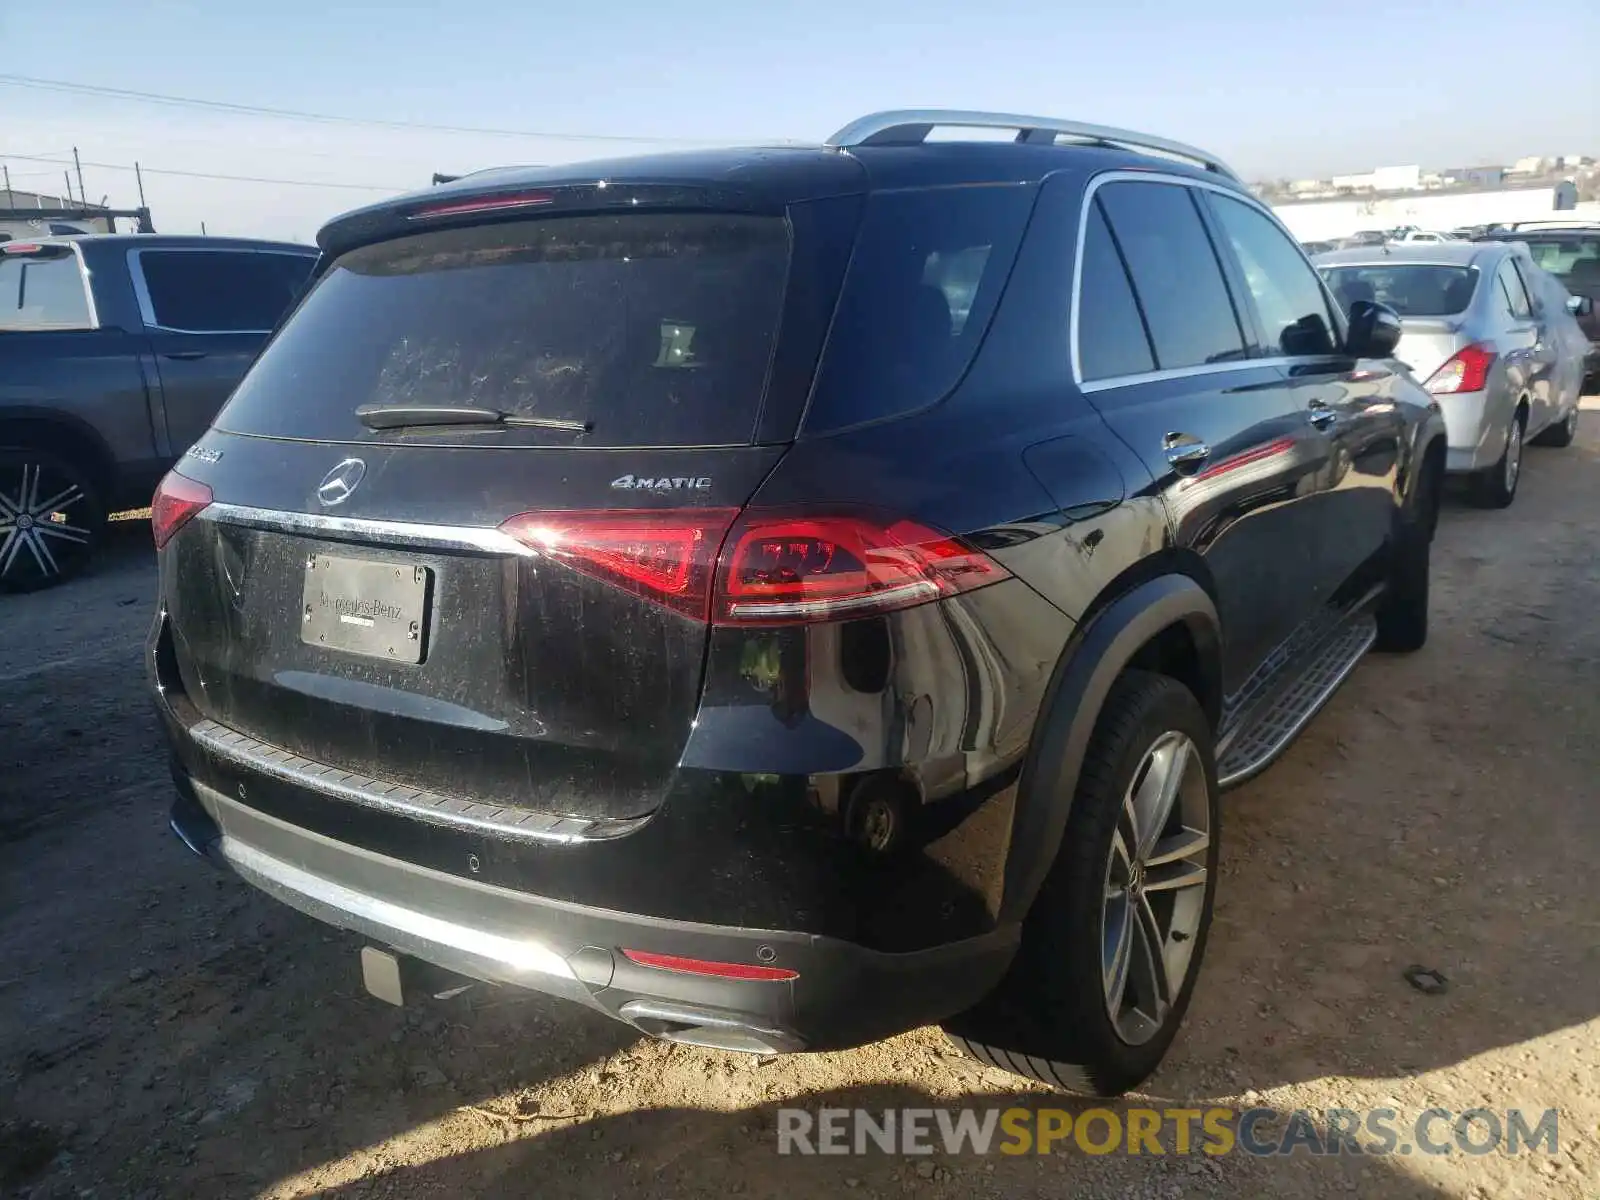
[1096,182,1244,369]
[1520,235,1600,288]
[1208,195,1336,356]
[1496,260,1532,319]
[804,185,1033,432]
[1077,202,1154,380]
[138,249,314,332]
[217,213,790,448]
[0,252,92,330]
[1320,265,1480,317]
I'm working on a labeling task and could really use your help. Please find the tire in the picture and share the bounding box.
[1373,454,1436,654]
[1531,405,1578,449]
[1468,409,1525,509]
[0,448,106,593]
[944,670,1219,1096]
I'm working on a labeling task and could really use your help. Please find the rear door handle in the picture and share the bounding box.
[1163,433,1211,469]
[1307,401,1338,429]
[162,350,207,361]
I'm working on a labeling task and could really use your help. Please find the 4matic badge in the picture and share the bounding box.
[610,474,712,492]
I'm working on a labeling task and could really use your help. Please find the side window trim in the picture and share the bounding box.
[1070,170,1344,391]
[127,246,316,335]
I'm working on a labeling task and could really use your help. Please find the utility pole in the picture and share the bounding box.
[64,171,74,206]
[72,147,86,210]
[200,221,208,237]
[3,164,12,210]
[134,161,147,208]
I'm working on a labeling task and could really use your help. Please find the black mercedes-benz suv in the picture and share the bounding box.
[149,110,1446,1096]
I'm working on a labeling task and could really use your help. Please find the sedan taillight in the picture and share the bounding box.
[1424,343,1496,394]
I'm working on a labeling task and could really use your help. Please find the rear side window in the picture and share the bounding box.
[217,213,790,447]
[803,185,1033,433]
[1077,202,1155,381]
[1206,194,1337,357]
[1096,182,1245,370]
[136,249,315,333]
[0,252,93,330]
[1495,260,1532,320]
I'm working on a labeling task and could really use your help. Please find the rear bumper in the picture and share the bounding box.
[168,780,1017,1053]
[1435,389,1512,473]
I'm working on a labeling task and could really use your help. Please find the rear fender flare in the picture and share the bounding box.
[998,573,1220,923]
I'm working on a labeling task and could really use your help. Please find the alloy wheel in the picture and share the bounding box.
[1100,731,1211,1046]
[0,459,98,588]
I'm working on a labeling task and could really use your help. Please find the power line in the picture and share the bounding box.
[1,151,406,193]
[0,74,761,146]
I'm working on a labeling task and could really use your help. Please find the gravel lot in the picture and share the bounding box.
[3,402,1598,1200]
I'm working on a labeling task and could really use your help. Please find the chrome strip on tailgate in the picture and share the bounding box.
[199,502,533,557]
[189,718,646,844]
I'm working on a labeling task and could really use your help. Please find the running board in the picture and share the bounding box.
[1216,613,1377,789]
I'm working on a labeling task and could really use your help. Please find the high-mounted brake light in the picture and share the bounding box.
[408,191,556,220]
[1424,343,1496,395]
[1,243,43,254]
[498,508,1011,625]
[151,469,213,549]
[621,949,799,982]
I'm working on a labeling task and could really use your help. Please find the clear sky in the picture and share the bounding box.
[3,0,1597,241]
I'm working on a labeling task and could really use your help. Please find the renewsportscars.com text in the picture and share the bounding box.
[776,1106,1560,1158]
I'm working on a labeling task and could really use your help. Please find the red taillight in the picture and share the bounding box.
[1424,343,1496,394]
[408,191,556,220]
[499,509,739,621]
[497,508,1011,626]
[715,514,1010,625]
[621,948,799,982]
[151,470,213,549]
[1,243,42,254]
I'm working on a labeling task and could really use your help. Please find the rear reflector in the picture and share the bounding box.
[408,191,556,220]
[621,949,799,982]
[497,508,1011,625]
[1424,343,1495,394]
[151,469,213,549]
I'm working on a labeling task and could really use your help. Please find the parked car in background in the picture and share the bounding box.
[151,109,1446,1098]
[1389,230,1458,245]
[0,235,317,590]
[1298,238,1338,255]
[1317,242,1590,507]
[1475,222,1600,385]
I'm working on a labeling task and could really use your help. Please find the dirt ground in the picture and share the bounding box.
[3,403,1599,1200]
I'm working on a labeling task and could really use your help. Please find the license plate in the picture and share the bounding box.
[301,554,430,663]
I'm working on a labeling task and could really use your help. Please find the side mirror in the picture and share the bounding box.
[1345,299,1403,358]
[1568,294,1594,318]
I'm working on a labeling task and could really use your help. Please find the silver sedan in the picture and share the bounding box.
[1315,242,1591,508]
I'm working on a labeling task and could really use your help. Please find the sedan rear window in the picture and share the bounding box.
[215,213,790,447]
[1320,265,1479,317]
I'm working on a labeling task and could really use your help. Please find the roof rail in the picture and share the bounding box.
[825,109,1240,180]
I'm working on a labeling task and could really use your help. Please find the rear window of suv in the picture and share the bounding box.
[215,213,790,447]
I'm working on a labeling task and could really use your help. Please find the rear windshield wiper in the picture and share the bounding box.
[355,404,591,433]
